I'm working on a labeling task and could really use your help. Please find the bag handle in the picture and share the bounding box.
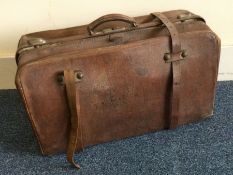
[87,14,137,35]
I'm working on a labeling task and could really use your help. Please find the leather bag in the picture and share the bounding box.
[15,10,221,168]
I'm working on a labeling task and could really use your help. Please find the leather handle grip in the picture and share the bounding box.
[87,14,137,35]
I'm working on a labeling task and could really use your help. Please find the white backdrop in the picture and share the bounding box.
[0,0,233,57]
[0,0,232,88]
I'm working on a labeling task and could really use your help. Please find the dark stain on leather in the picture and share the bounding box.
[136,67,149,76]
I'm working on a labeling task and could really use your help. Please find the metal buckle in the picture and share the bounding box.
[164,50,188,63]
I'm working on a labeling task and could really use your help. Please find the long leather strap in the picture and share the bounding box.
[151,12,183,129]
[64,70,83,169]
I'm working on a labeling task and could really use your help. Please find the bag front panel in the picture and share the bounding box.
[16,30,220,154]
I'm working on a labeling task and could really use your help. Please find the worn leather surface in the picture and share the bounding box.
[15,10,221,157]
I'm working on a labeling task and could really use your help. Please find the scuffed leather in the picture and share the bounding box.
[15,10,221,157]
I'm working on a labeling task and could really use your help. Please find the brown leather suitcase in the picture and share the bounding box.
[15,10,221,168]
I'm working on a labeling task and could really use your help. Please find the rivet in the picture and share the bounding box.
[164,53,171,61]
[57,74,64,84]
[181,50,188,57]
[76,71,84,80]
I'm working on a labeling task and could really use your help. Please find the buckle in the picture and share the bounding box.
[164,50,188,63]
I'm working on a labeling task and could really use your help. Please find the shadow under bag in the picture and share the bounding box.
[15,10,221,168]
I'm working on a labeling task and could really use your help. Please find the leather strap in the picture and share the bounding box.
[138,14,205,30]
[151,12,181,53]
[64,70,84,169]
[151,12,183,129]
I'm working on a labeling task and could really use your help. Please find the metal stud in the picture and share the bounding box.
[75,71,84,80]
[181,50,188,58]
[57,73,64,84]
[164,53,171,61]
